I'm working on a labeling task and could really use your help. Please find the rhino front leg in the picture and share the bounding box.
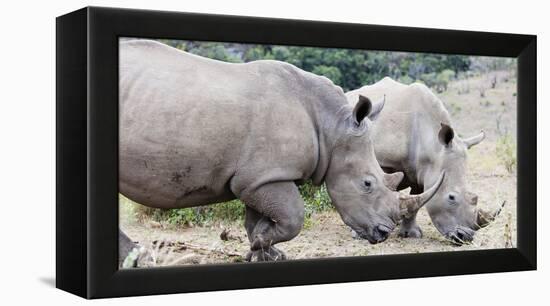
[244,206,287,261]
[398,186,423,238]
[241,182,305,261]
[398,213,423,238]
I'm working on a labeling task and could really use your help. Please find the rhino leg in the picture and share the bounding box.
[398,213,423,238]
[245,245,287,262]
[244,206,288,261]
[119,229,137,267]
[241,182,304,261]
[244,205,263,243]
[398,186,423,238]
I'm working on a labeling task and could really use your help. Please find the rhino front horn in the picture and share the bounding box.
[476,201,506,228]
[399,171,445,219]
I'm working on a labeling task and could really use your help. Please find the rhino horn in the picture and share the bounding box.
[463,130,485,149]
[399,172,445,219]
[384,172,404,191]
[476,200,506,228]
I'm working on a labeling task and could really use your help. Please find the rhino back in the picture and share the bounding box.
[119,40,325,208]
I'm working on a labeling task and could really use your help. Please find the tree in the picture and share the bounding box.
[312,65,343,85]
[166,40,474,92]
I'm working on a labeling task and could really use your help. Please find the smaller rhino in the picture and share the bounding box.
[346,77,503,244]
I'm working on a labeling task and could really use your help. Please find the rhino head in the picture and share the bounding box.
[423,123,503,244]
[325,95,445,244]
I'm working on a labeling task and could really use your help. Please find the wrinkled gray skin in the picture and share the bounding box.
[346,77,497,244]
[119,41,443,263]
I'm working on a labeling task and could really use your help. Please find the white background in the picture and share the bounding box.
[0,0,546,304]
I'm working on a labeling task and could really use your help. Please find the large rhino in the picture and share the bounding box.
[119,41,445,263]
[346,77,502,244]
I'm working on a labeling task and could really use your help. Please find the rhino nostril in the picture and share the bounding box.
[374,225,391,241]
[450,233,465,245]
[451,228,474,244]
[466,192,479,206]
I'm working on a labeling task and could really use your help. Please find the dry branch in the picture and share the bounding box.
[152,240,242,257]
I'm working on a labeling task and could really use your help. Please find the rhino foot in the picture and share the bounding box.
[121,246,153,268]
[245,246,287,262]
[398,225,423,238]
[350,229,361,239]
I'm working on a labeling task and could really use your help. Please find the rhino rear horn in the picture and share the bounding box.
[384,172,404,191]
[399,171,445,219]
[463,131,486,149]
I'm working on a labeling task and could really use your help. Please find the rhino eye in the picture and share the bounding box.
[447,193,458,204]
[363,179,373,193]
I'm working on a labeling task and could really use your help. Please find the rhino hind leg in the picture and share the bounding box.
[398,186,423,238]
[119,229,153,268]
[241,182,305,261]
[119,229,137,267]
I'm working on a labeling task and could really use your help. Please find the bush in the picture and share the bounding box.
[165,200,245,226]
[496,134,517,173]
[121,181,333,228]
[312,65,343,85]
[435,69,456,92]
[299,181,334,224]
[398,75,414,85]
[122,195,245,227]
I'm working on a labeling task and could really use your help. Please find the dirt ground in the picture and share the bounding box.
[120,70,517,267]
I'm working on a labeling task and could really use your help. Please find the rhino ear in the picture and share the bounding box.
[368,94,385,121]
[438,123,454,147]
[353,95,385,126]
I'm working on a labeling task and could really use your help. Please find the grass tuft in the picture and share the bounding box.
[495,133,517,173]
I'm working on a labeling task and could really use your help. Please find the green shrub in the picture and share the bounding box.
[496,134,517,173]
[165,200,245,226]
[398,75,414,85]
[299,181,334,222]
[419,69,455,92]
[312,65,343,86]
[434,69,455,92]
[210,200,246,222]
[120,180,333,228]
[119,193,155,223]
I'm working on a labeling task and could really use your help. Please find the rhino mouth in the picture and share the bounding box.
[352,224,394,244]
[447,226,475,245]
[355,229,379,244]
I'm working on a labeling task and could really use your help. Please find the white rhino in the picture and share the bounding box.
[346,77,502,244]
[118,41,443,263]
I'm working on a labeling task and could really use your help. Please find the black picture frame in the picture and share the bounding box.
[56,6,537,299]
